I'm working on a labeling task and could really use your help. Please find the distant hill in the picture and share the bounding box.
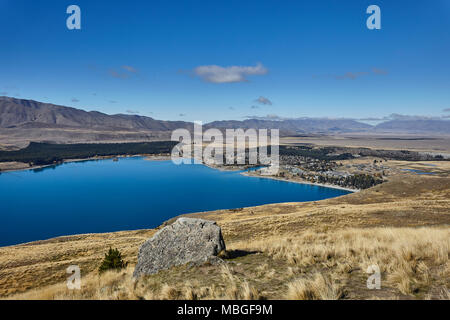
[206,118,373,134]
[0,96,373,135]
[375,120,450,134]
[1,96,449,148]
[0,97,192,131]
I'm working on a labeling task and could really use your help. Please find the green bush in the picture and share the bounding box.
[98,248,128,273]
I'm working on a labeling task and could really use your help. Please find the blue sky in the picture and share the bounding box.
[0,0,449,122]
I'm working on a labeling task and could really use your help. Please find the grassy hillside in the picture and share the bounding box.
[1,175,449,300]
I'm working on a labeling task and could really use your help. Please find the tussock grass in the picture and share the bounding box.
[160,284,182,300]
[286,273,344,300]
[232,227,450,298]
[8,227,448,300]
[220,265,263,300]
[9,264,264,300]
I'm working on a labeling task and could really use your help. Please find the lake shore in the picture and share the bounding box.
[0,154,173,173]
[1,155,358,193]
[240,171,358,192]
[0,156,353,247]
[196,159,357,192]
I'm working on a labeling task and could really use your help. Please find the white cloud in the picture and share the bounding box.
[245,113,450,122]
[122,65,138,73]
[314,68,388,80]
[109,65,138,79]
[255,96,273,105]
[109,70,129,79]
[335,71,368,80]
[359,113,447,121]
[245,114,285,120]
[126,109,140,114]
[372,68,388,75]
[194,63,268,83]
[387,113,440,121]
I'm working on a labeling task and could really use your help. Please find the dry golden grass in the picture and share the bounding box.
[7,226,449,300]
[286,273,343,300]
[232,227,449,298]
[9,265,264,300]
[0,229,156,297]
[235,228,449,270]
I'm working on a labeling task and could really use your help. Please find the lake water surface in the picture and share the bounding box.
[0,157,350,246]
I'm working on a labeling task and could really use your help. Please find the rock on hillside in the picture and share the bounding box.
[133,218,226,277]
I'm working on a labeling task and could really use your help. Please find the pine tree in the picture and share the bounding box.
[98,247,127,273]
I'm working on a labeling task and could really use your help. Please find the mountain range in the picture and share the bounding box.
[0,96,448,148]
[0,97,192,131]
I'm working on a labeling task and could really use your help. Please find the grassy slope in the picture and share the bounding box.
[0,175,449,299]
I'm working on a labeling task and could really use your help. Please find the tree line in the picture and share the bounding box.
[0,141,178,166]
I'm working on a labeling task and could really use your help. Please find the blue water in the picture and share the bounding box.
[0,157,350,247]
[401,169,435,175]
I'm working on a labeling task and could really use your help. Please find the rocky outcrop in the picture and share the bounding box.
[133,218,226,278]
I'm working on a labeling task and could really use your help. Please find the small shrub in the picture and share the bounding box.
[98,247,127,273]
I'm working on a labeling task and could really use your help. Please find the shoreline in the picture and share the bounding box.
[0,154,172,174]
[240,171,359,192]
[0,157,359,248]
[182,157,358,192]
[1,155,358,192]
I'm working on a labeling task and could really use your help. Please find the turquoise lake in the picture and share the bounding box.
[0,157,350,246]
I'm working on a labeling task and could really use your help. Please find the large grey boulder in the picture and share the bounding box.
[133,218,226,278]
